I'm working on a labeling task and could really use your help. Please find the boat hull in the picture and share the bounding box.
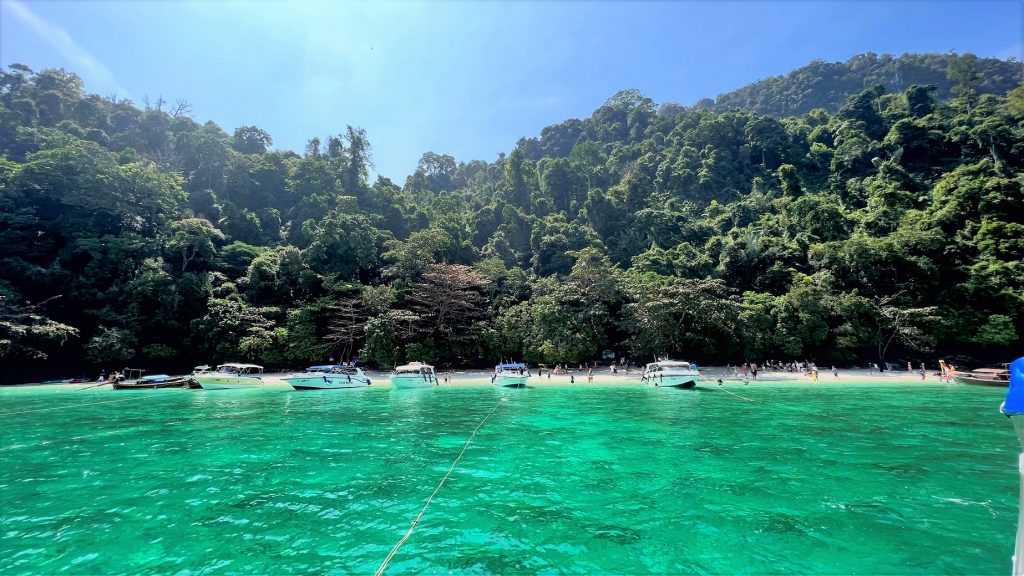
[494,375,528,387]
[652,375,699,388]
[112,377,190,390]
[192,376,265,390]
[954,374,1009,387]
[392,374,436,388]
[285,373,370,390]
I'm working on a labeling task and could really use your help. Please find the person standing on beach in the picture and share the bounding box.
[832,366,839,380]
[570,374,575,384]
[751,364,758,380]
[588,367,593,383]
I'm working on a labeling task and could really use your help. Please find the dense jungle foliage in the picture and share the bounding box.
[0,52,1022,381]
[708,52,1023,117]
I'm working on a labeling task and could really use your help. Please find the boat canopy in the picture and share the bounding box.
[216,363,264,373]
[1001,357,1024,415]
[307,364,342,372]
[497,363,527,369]
[649,360,695,368]
[395,362,433,372]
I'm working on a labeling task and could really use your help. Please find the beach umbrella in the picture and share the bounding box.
[1001,357,1024,574]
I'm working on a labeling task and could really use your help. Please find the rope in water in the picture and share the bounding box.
[708,372,858,423]
[0,392,181,417]
[374,399,501,576]
[714,385,758,403]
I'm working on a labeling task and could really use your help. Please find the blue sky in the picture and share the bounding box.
[1,0,1021,181]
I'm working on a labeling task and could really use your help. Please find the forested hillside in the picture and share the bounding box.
[1,52,1022,382]
[708,52,1022,117]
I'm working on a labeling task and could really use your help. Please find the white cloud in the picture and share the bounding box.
[5,0,130,97]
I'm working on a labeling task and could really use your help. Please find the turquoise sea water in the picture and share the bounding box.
[0,381,1017,574]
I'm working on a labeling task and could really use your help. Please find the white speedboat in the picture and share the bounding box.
[641,360,700,388]
[391,362,437,388]
[192,363,265,390]
[493,362,529,387]
[284,365,371,390]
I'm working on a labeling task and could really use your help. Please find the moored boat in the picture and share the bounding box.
[186,365,213,388]
[493,362,529,387]
[112,372,188,389]
[284,365,371,390]
[391,362,437,389]
[641,360,700,388]
[111,368,177,390]
[954,366,1010,387]
[192,363,265,390]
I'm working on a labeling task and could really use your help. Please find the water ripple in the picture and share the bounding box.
[0,383,1016,574]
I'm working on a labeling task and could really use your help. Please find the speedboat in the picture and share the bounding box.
[954,366,1010,387]
[641,360,700,388]
[191,363,265,390]
[185,365,213,389]
[391,362,437,388]
[493,363,529,387]
[284,365,371,390]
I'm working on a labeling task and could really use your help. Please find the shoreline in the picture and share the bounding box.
[364,366,959,388]
[0,367,970,391]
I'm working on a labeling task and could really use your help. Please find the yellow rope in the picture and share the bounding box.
[715,386,759,403]
[374,399,501,576]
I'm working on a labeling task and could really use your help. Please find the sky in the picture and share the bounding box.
[1,0,1021,181]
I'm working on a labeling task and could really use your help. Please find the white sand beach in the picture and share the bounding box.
[361,365,953,388]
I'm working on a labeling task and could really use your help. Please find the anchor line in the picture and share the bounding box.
[709,371,857,422]
[716,385,758,403]
[374,399,501,576]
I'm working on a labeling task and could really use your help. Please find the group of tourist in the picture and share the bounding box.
[537,364,599,383]
[727,361,845,383]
